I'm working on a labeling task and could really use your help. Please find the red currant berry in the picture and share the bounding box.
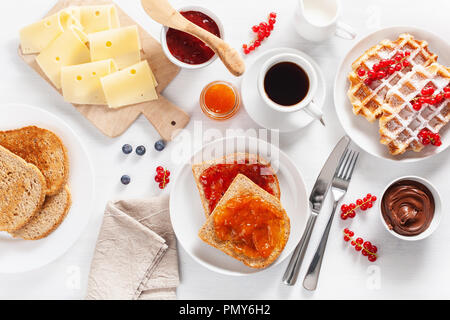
[404,51,411,56]
[435,140,442,147]
[361,250,369,256]
[358,69,366,77]
[269,12,277,18]
[348,211,356,219]
[368,71,376,79]
[348,231,354,237]
[373,63,381,72]
[368,255,377,262]
[364,79,372,86]
[356,199,363,206]
[254,40,261,47]
[387,67,395,75]
[412,102,422,111]
[371,196,377,201]
[341,204,349,213]
[371,246,378,254]
[269,18,276,25]
[395,63,402,71]
[403,60,410,67]
[367,202,373,208]
[355,246,362,252]
[156,166,164,173]
[257,31,265,40]
[344,228,350,234]
[341,213,348,220]
[361,204,368,211]
[165,170,171,177]
[445,92,450,99]
[363,241,372,249]
[155,176,162,183]
[159,183,165,189]
[349,203,356,210]
[252,25,259,33]
[351,241,356,246]
[356,238,363,245]
[344,236,350,242]
[243,48,250,54]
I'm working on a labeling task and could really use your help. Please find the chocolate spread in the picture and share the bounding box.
[381,180,435,236]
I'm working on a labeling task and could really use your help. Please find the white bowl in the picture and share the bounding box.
[160,6,224,70]
[379,176,442,241]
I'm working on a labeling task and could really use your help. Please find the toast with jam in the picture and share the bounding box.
[192,153,280,217]
[198,174,290,269]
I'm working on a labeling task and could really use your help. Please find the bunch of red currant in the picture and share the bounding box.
[411,85,450,111]
[358,51,411,86]
[242,12,277,54]
[418,128,442,147]
[343,229,378,262]
[340,193,377,220]
[155,166,170,190]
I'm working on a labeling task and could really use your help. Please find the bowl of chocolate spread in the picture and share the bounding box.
[380,176,442,241]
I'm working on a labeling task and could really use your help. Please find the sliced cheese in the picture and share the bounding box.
[61,59,117,105]
[89,25,141,70]
[20,9,82,54]
[101,61,158,108]
[80,5,120,34]
[36,26,91,89]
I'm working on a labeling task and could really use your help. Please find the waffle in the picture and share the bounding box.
[348,33,438,122]
[379,63,450,155]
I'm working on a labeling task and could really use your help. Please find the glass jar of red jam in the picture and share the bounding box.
[200,81,240,120]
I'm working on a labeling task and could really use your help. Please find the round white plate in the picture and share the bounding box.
[170,136,309,276]
[334,26,450,162]
[241,47,326,133]
[0,104,94,273]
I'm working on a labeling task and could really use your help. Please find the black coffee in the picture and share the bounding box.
[264,62,310,106]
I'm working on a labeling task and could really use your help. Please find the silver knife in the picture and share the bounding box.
[282,136,350,286]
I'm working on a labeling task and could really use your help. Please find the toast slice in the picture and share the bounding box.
[0,145,46,232]
[198,174,290,269]
[0,126,69,196]
[12,185,72,240]
[192,153,280,217]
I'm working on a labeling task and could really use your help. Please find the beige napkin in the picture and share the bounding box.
[86,196,179,300]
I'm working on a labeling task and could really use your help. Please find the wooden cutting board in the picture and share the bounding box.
[19,0,190,141]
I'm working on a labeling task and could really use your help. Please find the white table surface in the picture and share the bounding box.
[0,0,449,300]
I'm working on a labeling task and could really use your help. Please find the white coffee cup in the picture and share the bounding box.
[258,53,324,124]
[294,0,356,42]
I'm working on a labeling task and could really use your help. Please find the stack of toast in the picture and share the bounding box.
[192,153,290,269]
[0,126,71,240]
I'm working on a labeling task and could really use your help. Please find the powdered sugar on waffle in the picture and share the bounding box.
[379,63,450,155]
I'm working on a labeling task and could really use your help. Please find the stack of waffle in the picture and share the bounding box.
[347,33,449,155]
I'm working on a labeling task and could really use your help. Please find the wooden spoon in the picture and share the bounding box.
[141,0,245,77]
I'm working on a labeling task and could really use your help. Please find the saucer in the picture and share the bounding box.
[241,47,326,132]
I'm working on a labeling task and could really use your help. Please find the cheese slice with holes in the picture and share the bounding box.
[89,26,141,70]
[36,26,91,89]
[61,59,117,105]
[101,61,158,108]
[79,5,120,34]
[20,9,82,54]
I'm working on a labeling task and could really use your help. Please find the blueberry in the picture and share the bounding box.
[155,140,166,152]
[136,145,146,156]
[121,175,131,185]
[122,144,133,155]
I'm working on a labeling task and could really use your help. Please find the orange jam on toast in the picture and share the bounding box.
[214,195,284,259]
[200,163,277,213]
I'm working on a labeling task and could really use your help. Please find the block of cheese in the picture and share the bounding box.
[61,59,117,105]
[101,61,158,108]
[20,9,82,54]
[36,26,91,89]
[80,5,120,34]
[89,25,141,70]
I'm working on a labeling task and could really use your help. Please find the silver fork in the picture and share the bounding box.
[303,149,359,291]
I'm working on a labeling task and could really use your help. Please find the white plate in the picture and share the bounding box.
[0,104,94,273]
[241,47,326,133]
[170,136,309,276]
[334,26,450,162]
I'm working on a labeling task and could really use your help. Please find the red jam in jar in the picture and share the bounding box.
[199,162,278,214]
[166,11,221,65]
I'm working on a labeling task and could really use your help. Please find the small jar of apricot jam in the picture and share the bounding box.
[200,81,240,120]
